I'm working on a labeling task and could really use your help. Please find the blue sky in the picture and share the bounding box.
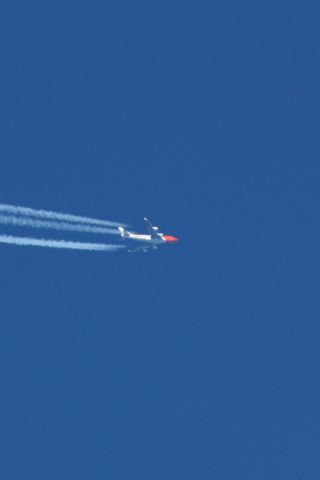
[0,1,319,478]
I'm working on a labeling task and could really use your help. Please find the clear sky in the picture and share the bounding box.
[0,1,319,479]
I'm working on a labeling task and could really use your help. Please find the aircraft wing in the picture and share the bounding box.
[144,217,162,239]
[128,244,156,253]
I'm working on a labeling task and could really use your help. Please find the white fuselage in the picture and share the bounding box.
[126,232,164,244]
[118,224,178,249]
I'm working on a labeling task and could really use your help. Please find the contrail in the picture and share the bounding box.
[0,203,127,227]
[0,214,120,235]
[0,235,124,252]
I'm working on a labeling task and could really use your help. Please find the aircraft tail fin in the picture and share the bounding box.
[118,226,129,238]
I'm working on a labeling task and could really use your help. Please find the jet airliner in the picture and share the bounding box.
[118,218,178,252]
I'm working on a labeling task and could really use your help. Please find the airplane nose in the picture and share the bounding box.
[163,235,178,242]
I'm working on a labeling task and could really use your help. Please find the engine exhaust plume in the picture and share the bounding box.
[0,214,119,235]
[0,235,124,252]
[0,203,127,227]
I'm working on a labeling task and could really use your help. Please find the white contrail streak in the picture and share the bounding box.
[0,214,119,235]
[0,235,124,252]
[0,203,127,227]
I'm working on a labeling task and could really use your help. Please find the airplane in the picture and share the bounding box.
[118,217,179,252]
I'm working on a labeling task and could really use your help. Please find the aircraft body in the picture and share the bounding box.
[118,218,178,252]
